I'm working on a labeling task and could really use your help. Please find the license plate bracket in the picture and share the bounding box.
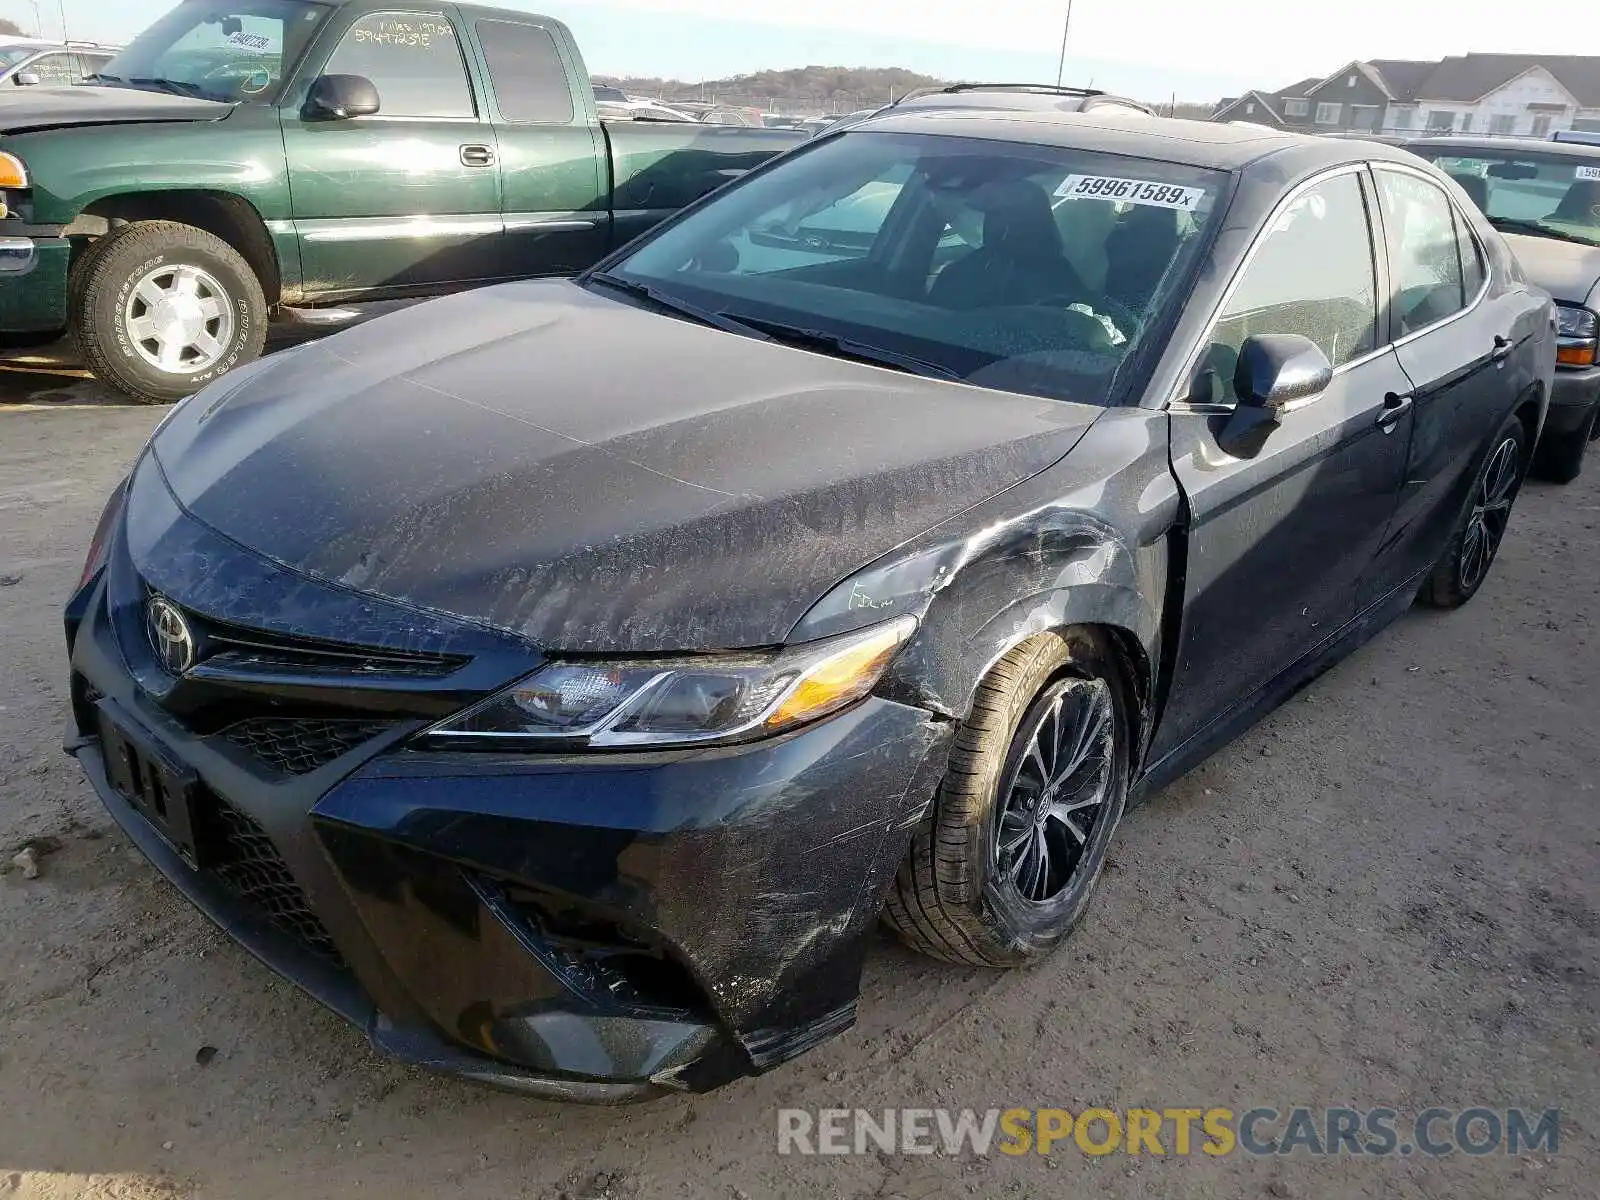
[96,703,209,870]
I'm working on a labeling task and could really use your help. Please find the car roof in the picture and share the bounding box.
[1399,134,1600,160]
[849,109,1426,174]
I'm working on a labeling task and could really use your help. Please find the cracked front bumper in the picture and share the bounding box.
[65,536,950,1100]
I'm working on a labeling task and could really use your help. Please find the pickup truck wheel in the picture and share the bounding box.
[72,221,267,405]
[1419,412,1528,609]
[882,629,1130,967]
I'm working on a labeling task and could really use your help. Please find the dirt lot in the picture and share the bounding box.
[1,345,1596,1199]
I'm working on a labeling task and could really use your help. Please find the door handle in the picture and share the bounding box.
[1377,391,1413,433]
[1491,334,1514,364]
[460,144,496,168]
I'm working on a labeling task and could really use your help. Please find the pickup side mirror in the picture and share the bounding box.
[1216,333,1332,458]
[304,74,380,121]
[13,71,42,87]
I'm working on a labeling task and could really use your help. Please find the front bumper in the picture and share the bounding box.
[65,495,949,1099]
[1546,364,1600,435]
[0,231,68,333]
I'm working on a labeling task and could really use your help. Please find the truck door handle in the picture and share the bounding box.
[460,144,497,168]
[1491,334,1514,363]
[1377,391,1413,433]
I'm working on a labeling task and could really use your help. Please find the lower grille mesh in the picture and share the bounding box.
[221,718,391,776]
[210,800,344,966]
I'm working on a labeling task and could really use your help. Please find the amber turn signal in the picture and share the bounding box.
[0,152,27,190]
[1557,343,1597,367]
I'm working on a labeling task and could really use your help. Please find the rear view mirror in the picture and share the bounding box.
[1487,162,1538,181]
[13,71,41,87]
[1217,333,1332,458]
[221,15,243,35]
[304,74,380,121]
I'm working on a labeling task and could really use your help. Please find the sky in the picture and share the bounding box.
[8,0,1581,103]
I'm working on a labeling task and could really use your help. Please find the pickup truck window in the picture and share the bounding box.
[476,20,574,124]
[96,0,331,103]
[22,52,81,84]
[610,131,1226,406]
[323,11,474,119]
[1420,150,1600,248]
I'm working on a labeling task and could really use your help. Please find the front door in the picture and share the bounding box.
[281,7,502,300]
[469,16,610,276]
[1151,167,1413,764]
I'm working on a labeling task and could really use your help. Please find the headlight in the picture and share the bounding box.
[423,615,917,749]
[1557,304,1598,366]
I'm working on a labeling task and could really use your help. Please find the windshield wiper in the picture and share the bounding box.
[126,76,215,100]
[1489,217,1600,246]
[586,272,774,339]
[727,314,962,381]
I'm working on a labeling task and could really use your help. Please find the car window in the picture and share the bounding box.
[0,47,33,70]
[1455,207,1486,299]
[476,21,573,124]
[610,131,1227,407]
[1422,150,1600,247]
[21,52,80,84]
[1375,169,1468,336]
[323,11,473,119]
[1201,171,1378,404]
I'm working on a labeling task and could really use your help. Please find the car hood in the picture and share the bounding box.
[1503,232,1600,307]
[149,280,1100,652]
[0,84,233,133]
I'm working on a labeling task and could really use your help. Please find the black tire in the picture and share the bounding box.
[1531,404,1597,485]
[1419,412,1529,609]
[71,220,267,405]
[882,628,1131,967]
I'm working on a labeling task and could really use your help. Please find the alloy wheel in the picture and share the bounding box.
[123,264,236,375]
[1459,435,1520,593]
[994,676,1114,905]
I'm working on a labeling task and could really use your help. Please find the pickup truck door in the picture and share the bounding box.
[467,16,609,275]
[1150,167,1413,766]
[280,7,503,299]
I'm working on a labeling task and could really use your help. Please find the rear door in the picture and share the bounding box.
[470,17,610,276]
[1151,166,1414,764]
[1360,164,1529,600]
[281,7,503,298]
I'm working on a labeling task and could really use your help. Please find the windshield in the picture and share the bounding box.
[94,0,332,103]
[1420,149,1600,247]
[0,46,39,70]
[603,131,1226,406]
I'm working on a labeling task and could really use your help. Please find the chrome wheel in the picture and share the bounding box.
[123,263,235,375]
[994,676,1114,905]
[1459,435,1520,593]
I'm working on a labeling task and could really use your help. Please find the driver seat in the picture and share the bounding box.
[929,180,1088,309]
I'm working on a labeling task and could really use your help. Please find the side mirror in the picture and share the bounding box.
[1216,333,1332,458]
[14,71,41,87]
[303,74,380,121]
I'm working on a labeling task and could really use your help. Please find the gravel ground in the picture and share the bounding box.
[0,346,1595,1199]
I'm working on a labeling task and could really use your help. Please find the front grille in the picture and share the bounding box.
[210,800,344,966]
[221,718,391,776]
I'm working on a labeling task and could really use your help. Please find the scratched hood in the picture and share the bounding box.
[148,280,1098,651]
[0,84,233,133]
[1503,232,1600,307]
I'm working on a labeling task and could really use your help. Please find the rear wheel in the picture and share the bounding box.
[1419,412,1528,609]
[1531,404,1597,484]
[882,629,1130,967]
[72,220,267,404]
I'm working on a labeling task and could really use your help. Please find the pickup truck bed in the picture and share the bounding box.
[0,0,804,401]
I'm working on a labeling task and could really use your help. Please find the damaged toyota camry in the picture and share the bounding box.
[65,109,1554,1101]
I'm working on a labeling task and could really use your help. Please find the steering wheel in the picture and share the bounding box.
[200,58,275,94]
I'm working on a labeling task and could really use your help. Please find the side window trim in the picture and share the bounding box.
[1370,162,1491,349]
[1167,162,1386,413]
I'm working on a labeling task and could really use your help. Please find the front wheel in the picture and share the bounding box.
[882,629,1131,967]
[1419,412,1528,609]
[72,220,268,404]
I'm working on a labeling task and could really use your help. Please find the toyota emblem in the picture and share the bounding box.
[146,595,196,675]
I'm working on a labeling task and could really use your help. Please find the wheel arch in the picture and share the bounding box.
[66,189,282,305]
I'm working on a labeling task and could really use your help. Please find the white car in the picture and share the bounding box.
[0,38,118,88]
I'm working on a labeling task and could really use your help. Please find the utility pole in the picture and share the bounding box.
[1054,0,1074,87]
[55,0,68,40]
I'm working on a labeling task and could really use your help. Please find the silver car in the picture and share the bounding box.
[0,38,118,88]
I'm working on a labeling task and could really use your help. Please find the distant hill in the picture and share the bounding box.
[594,66,1220,118]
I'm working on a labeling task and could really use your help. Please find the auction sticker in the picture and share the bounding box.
[1055,175,1206,210]
[1576,165,1600,181]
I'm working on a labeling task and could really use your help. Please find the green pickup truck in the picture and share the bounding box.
[0,0,803,401]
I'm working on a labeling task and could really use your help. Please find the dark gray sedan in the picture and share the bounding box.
[65,110,1553,1100]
